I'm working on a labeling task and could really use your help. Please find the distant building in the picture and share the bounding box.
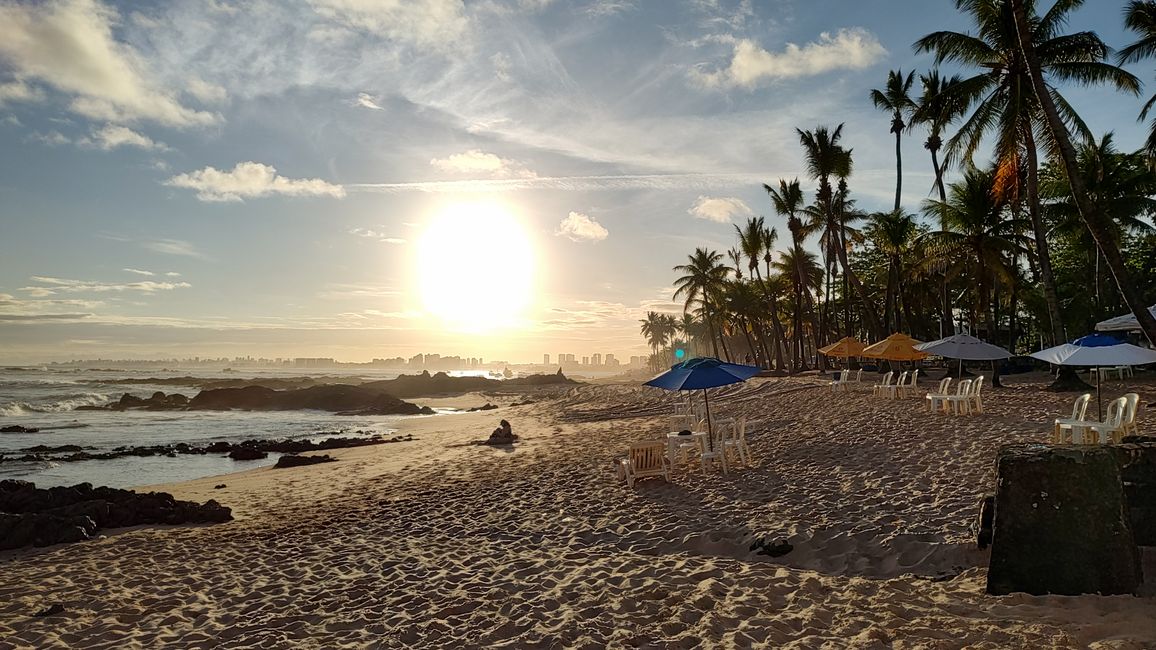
[294,357,335,368]
[591,353,602,367]
[543,354,550,365]
[605,354,618,367]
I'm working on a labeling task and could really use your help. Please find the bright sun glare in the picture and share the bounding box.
[416,202,536,332]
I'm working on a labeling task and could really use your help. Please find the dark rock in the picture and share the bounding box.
[228,448,267,461]
[274,454,336,469]
[986,444,1142,596]
[190,384,429,415]
[0,425,39,433]
[1106,441,1156,546]
[205,441,232,453]
[34,604,65,617]
[467,403,499,412]
[213,484,226,489]
[750,537,793,558]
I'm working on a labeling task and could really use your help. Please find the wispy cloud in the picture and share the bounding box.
[693,28,887,89]
[143,239,206,259]
[355,92,384,110]
[351,172,768,194]
[123,268,155,276]
[688,195,753,223]
[307,0,468,50]
[165,162,346,202]
[20,276,192,297]
[0,0,217,126]
[556,211,608,242]
[81,124,168,151]
[349,227,406,244]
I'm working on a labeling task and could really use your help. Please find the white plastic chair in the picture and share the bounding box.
[966,375,985,414]
[1072,397,1127,444]
[699,426,729,475]
[721,417,751,468]
[898,369,920,398]
[943,379,973,415]
[1120,393,1140,441]
[830,369,850,392]
[926,377,952,412]
[1053,393,1092,443]
[872,371,894,397]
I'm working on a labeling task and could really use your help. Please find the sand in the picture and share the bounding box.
[1,374,1155,648]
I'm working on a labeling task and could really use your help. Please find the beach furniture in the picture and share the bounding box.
[618,441,671,487]
[721,417,751,468]
[1070,397,1128,444]
[1053,393,1092,443]
[897,369,920,398]
[1122,393,1140,439]
[926,377,953,412]
[699,426,729,475]
[966,375,985,414]
[853,369,864,384]
[830,369,851,392]
[879,371,908,400]
[667,430,708,468]
[872,371,894,397]
[942,379,973,415]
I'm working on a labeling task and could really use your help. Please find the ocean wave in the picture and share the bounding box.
[0,393,112,416]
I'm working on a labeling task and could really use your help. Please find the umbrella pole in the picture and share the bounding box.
[1096,367,1102,421]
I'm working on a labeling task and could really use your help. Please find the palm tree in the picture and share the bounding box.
[765,178,810,371]
[772,246,823,370]
[1120,0,1156,159]
[866,210,919,332]
[673,248,730,358]
[639,311,664,370]
[870,69,917,211]
[922,167,1029,344]
[733,216,779,368]
[912,70,969,338]
[1005,0,1156,345]
[797,124,882,339]
[915,0,1141,346]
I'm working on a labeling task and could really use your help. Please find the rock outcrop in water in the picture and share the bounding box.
[0,480,232,550]
[362,369,576,398]
[78,386,435,415]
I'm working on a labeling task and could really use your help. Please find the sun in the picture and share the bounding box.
[415,202,536,332]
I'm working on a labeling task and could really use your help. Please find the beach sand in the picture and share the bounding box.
[1,375,1155,648]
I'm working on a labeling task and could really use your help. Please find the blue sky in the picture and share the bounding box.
[0,0,1150,364]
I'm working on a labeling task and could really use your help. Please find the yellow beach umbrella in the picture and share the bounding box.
[819,336,866,359]
[861,333,929,361]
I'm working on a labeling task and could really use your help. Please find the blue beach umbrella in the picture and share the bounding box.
[644,357,761,450]
[1030,333,1156,419]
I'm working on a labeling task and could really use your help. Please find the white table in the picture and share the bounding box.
[666,431,708,468]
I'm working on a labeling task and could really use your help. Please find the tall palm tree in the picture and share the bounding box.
[912,70,969,338]
[639,311,664,370]
[1120,0,1156,159]
[733,216,779,368]
[870,69,917,211]
[673,248,730,358]
[797,124,882,339]
[772,246,823,370]
[915,0,1141,346]
[1006,0,1156,345]
[765,178,810,371]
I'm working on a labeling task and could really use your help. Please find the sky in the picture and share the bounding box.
[0,0,1151,364]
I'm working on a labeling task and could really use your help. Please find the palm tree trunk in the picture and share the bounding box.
[836,243,882,338]
[1010,0,1156,346]
[932,148,952,339]
[1024,131,1067,346]
[894,128,903,211]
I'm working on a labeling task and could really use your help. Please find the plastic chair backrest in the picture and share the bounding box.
[881,371,893,386]
[908,369,919,386]
[1122,393,1140,426]
[956,379,972,395]
[971,375,984,396]
[896,371,909,386]
[855,369,863,382]
[1072,393,1091,420]
[936,377,951,394]
[1104,397,1127,428]
[840,370,849,382]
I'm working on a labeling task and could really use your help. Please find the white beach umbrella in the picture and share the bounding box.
[1030,333,1156,419]
[915,334,1011,360]
[1095,305,1156,333]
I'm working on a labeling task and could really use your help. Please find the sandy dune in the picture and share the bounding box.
[1,373,1154,648]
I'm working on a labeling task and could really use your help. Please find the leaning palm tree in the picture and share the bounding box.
[765,178,810,371]
[1120,0,1156,160]
[870,69,917,211]
[915,0,1141,346]
[673,248,730,358]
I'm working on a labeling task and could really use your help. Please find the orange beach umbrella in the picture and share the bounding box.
[861,333,929,361]
[818,336,866,359]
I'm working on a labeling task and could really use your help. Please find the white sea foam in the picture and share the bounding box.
[0,393,112,416]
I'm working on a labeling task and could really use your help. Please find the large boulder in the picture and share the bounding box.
[228,447,268,461]
[188,384,428,414]
[986,444,1142,596]
[274,454,335,469]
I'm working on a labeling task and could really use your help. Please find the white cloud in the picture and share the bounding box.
[0,78,42,103]
[586,1,634,17]
[349,227,406,244]
[355,92,384,110]
[187,78,227,104]
[30,131,71,146]
[0,0,218,127]
[21,276,192,296]
[165,161,346,202]
[81,124,168,151]
[142,239,205,259]
[556,211,608,242]
[428,149,537,179]
[123,268,155,276]
[688,195,752,223]
[307,0,468,49]
[695,28,886,89]
[164,271,181,277]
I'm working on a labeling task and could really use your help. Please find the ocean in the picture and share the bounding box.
[0,367,435,489]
